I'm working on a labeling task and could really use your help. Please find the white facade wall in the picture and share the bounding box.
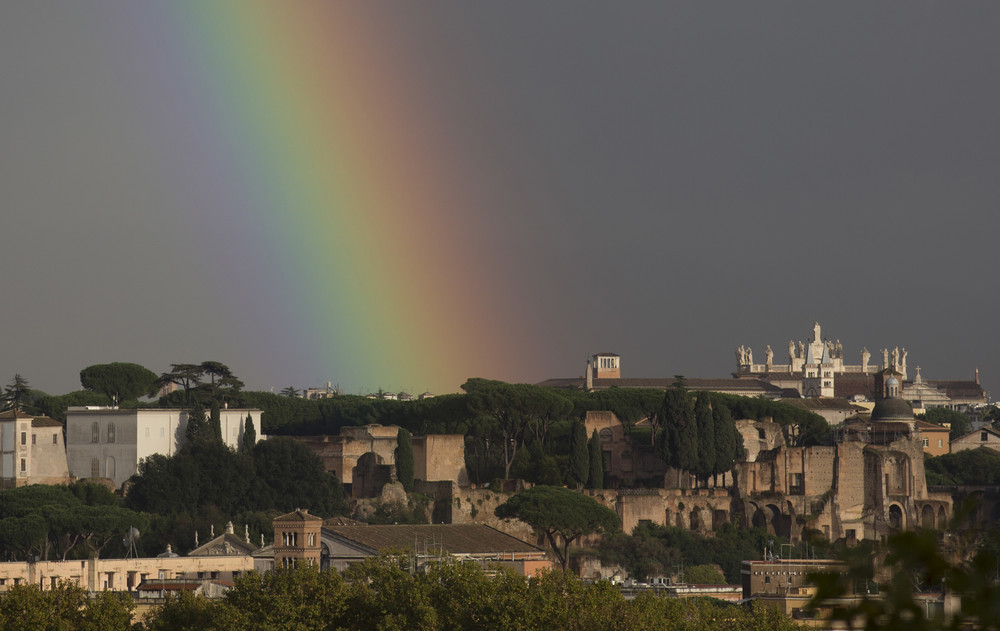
[66,408,263,489]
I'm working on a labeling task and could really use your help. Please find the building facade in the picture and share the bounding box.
[65,407,262,489]
[0,410,70,488]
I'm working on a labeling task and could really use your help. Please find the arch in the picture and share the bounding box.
[106,457,116,480]
[599,428,613,444]
[937,506,948,529]
[888,504,904,531]
[920,504,935,530]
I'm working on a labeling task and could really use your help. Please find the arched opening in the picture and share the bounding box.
[106,457,116,480]
[888,504,904,531]
[921,505,935,530]
[937,506,948,529]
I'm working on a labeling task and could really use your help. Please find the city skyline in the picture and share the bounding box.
[2,3,998,398]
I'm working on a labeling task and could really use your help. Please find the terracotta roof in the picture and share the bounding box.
[188,532,258,556]
[925,380,986,400]
[915,420,949,433]
[31,416,63,428]
[274,508,323,522]
[782,398,860,412]
[0,409,31,420]
[834,374,876,400]
[323,524,542,555]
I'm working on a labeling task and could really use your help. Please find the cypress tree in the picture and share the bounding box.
[712,404,743,486]
[694,392,716,487]
[241,413,256,454]
[569,421,589,489]
[185,407,208,444]
[587,430,604,489]
[395,428,414,492]
[210,401,223,443]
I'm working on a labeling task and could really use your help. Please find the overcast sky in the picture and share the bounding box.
[2,3,998,398]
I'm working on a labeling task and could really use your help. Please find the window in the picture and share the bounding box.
[20,458,26,472]
[107,423,116,443]
[758,428,766,440]
[92,422,100,443]
[91,458,100,478]
[983,432,989,442]
[21,432,26,445]
[106,457,116,480]
[922,438,929,447]
[52,433,58,444]
[599,428,613,443]
[938,439,943,448]
[31,434,36,445]
[145,427,150,438]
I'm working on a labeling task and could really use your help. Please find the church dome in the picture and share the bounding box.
[870,396,914,422]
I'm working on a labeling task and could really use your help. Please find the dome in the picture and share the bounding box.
[870,397,914,422]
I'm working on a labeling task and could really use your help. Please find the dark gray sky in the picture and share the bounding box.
[2,3,998,398]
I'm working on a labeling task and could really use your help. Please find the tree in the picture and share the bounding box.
[495,485,620,570]
[241,413,257,454]
[587,430,604,489]
[159,364,204,405]
[921,406,972,440]
[569,421,589,489]
[185,406,209,444]
[693,392,715,486]
[395,428,414,492]
[463,378,531,479]
[280,386,300,398]
[712,404,743,486]
[2,373,33,412]
[210,401,223,442]
[199,361,244,404]
[79,362,158,405]
[659,387,696,484]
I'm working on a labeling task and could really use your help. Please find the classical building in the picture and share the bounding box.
[736,322,986,407]
[538,356,787,399]
[736,377,953,542]
[0,409,70,488]
[319,523,549,576]
[288,425,470,498]
[64,407,262,489]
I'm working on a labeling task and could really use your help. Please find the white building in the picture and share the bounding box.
[65,407,262,489]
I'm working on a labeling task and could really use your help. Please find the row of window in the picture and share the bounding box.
[90,457,116,479]
[280,532,318,547]
[18,432,58,445]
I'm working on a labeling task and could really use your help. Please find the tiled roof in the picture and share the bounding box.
[926,380,986,400]
[782,398,860,412]
[834,374,876,400]
[275,508,323,522]
[323,524,542,555]
[31,416,63,428]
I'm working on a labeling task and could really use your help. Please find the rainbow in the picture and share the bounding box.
[116,3,535,394]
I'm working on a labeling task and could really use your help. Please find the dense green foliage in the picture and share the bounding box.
[0,582,134,630]
[925,449,1000,486]
[129,558,804,631]
[569,420,589,488]
[809,512,1000,630]
[0,482,147,561]
[125,437,347,554]
[598,522,778,583]
[495,486,620,570]
[917,407,972,440]
[588,429,604,489]
[79,362,159,405]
